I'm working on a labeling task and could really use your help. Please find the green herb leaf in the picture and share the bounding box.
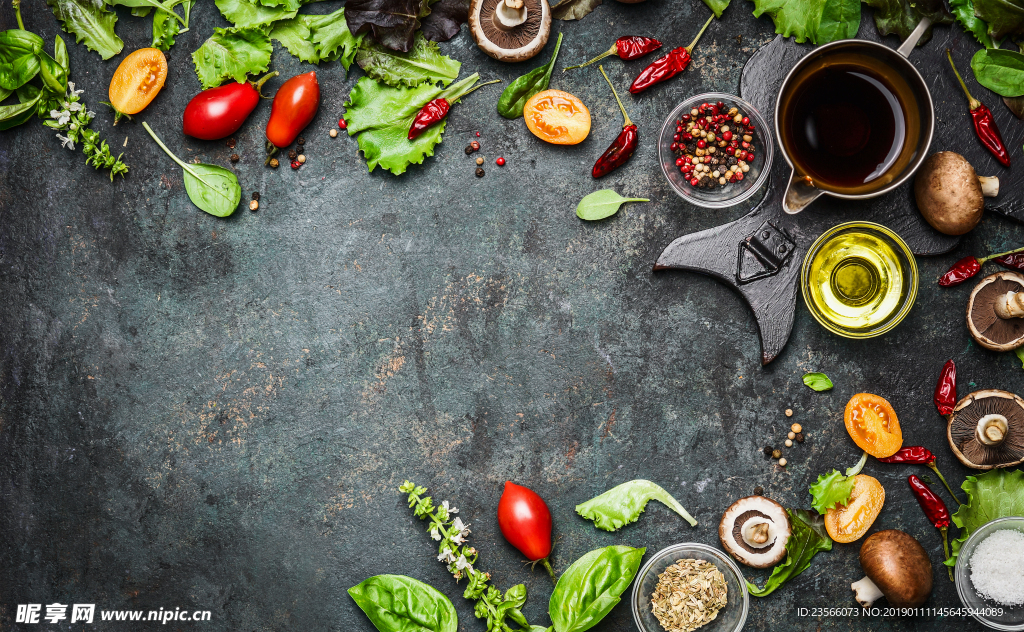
[143,122,241,217]
[151,0,186,51]
[0,91,41,131]
[270,16,321,62]
[345,0,433,53]
[951,0,997,48]
[701,0,730,18]
[1016,347,1024,368]
[38,50,68,94]
[308,8,363,68]
[552,0,602,21]
[749,0,860,44]
[946,469,1024,567]
[802,372,833,391]
[46,0,123,60]
[862,0,952,46]
[575,189,647,221]
[549,545,645,632]
[971,48,1024,97]
[0,30,44,91]
[214,0,298,27]
[497,32,562,119]
[747,508,832,597]
[576,480,697,530]
[192,26,273,90]
[53,35,69,71]
[356,32,460,87]
[808,469,855,515]
[972,0,1024,41]
[348,574,458,632]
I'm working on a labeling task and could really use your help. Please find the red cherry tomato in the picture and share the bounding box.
[266,71,320,148]
[497,481,554,577]
[183,82,256,140]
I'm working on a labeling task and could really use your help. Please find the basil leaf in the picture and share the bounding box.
[576,480,696,531]
[552,0,602,21]
[749,0,859,44]
[972,0,1024,41]
[38,50,68,94]
[575,189,647,221]
[0,91,40,130]
[46,0,123,60]
[53,35,69,70]
[747,508,832,597]
[348,574,458,632]
[549,545,645,632]
[951,0,997,48]
[946,469,1024,567]
[192,26,273,90]
[497,32,562,119]
[356,32,461,88]
[344,0,433,53]
[972,48,1024,97]
[0,29,44,91]
[863,0,952,46]
[214,0,298,27]
[701,0,730,17]
[0,87,11,102]
[182,164,242,217]
[802,372,833,391]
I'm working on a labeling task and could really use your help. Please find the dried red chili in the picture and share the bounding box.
[879,445,961,505]
[933,359,957,417]
[996,253,1024,270]
[939,246,1024,286]
[593,66,638,178]
[629,15,714,94]
[947,50,1011,167]
[908,475,953,579]
[564,36,662,71]
[408,80,501,140]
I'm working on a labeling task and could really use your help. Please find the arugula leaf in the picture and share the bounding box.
[308,8,363,68]
[192,26,273,90]
[946,469,1024,567]
[552,0,602,20]
[214,0,298,27]
[575,480,696,530]
[46,0,123,60]
[972,0,1024,41]
[809,470,856,514]
[972,48,1024,97]
[802,372,833,391]
[345,0,433,52]
[862,0,952,45]
[749,0,860,44]
[702,0,730,18]
[951,0,997,47]
[420,0,469,41]
[747,509,832,597]
[356,32,460,87]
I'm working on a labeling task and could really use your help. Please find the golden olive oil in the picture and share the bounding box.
[806,231,904,330]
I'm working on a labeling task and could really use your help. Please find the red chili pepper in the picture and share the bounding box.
[948,50,1011,167]
[933,359,957,417]
[408,79,501,140]
[880,445,961,505]
[939,246,1024,286]
[996,253,1024,270]
[630,15,714,94]
[908,475,953,580]
[593,66,638,178]
[564,36,662,71]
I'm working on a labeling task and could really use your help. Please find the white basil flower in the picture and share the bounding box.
[455,555,473,573]
[56,133,75,149]
[442,500,458,514]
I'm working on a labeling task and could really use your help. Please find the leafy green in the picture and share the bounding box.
[749,0,860,44]
[356,32,460,87]
[552,0,602,21]
[702,0,731,17]
[972,0,1024,41]
[951,0,997,47]
[802,372,833,391]
[270,17,320,62]
[0,30,43,91]
[345,0,433,53]
[143,122,241,217]
[498,32,562,119]
[809,470,856,514]
[46,0,123,60]
[214,0,298,27]
[151,0,191,50]
[575,190,646,221]
[549,546,645,632]
[972,48,1024,97]
[348,574,458,632]
[420,0,469,40]
[192,26,273,90]
[576,480,693,530]
[272,8,363,67]
[747,509,832,597]
[862,0,952,45]
[946,469,1024,567]
[1015,347,1024,367]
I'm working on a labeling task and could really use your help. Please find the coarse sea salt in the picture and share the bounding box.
[970,529,1024,606]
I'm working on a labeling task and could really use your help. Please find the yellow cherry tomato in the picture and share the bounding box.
[844,393,903,458]
[108,48,168,121]
[824,474,885,543]
[524,89,591,145]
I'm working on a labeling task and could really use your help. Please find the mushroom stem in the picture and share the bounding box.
[852,576,884,607]
[976,414,1008,446]
[995,292,1024,320]
[685,14,715,53]
[493,0,527,31]
[598,65,632,128]
[979,175,999,197]
[947,49,982,111]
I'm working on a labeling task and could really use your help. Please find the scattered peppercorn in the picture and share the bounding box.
[338,118,347,130]
[296,137,305,146]
[230,153,239,162]
[785,439,793,447]
[785,409,793,417]
[496,156,505,166]
[465,145,475,155]
[252,191,260,201]
[791,423,802,433]
[297,154,306,164]
[471,141,481,151]
[753,486,764,496]
[476,131,481,137]
[226,137,237,149]
[288,150,298,160]
[475,167,485,177]
[788,431,795,440]
[778,458,788,467]
[763,445,774,458]
[772,449,782,459]
[330,129,338,138]
[795,433,804,443]
[249,200,259,211]
[269,158,280,168]
[672,102,755,189]
[291,160,301,170]
[475,156,484,165]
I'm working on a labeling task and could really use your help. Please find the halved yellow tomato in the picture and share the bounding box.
[108,48,168,122]
[524,89,591,145]
[844,393,902,458]
[825,474,885,543]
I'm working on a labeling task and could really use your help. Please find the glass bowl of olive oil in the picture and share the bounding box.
[801,222,918,338]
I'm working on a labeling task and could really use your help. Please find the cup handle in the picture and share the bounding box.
[896,17,932,58]
[782,169,824,214]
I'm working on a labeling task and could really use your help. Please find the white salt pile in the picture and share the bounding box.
[970,528,1024,606]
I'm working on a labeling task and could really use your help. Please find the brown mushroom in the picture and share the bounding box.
[947,389,1024,470]
[469,0,551,62]
[719,496,791,568]
[851,530,932,608]
[967,271,1024,351]
[914,152,998,236]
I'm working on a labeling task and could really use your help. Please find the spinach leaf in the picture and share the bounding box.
[575,190,647,221]
[345,0,433,53]
[143,122,241,217]
[951,0,997,48]
[863,0,952,46]
[214,0,298,28]
[802,372,833,391]
[356,32,461,87]
[576,480,696,530]
[420,0,469,41]
[552,0,602,21]
[749,0,860,44]
[497,32,562,119]
[701,0,730,18]
[46,0,123,60]
[192,26,273,90]
[972,48,1024,97]
[946,469,1024,566]
[972,0,1024,41]
[549,545,645,632]
[747,509,832,597]
[348,574,458,632]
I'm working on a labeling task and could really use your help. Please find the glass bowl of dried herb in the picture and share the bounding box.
[631,542,749,632]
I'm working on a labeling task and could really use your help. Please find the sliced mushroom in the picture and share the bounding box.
[914,152,998,236]
[852,530,932,607]
[719,496,791,568]
[947,389,1024,469]
[967,272,1024,351]
[469,0,551,62]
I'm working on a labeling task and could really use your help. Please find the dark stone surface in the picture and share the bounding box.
[0,0,1019,630]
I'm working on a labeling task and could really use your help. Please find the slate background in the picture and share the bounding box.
[0,0,1020,630]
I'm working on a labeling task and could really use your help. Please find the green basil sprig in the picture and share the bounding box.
[971,48,1024,97]
[498,32,562,119]
[143,122,241,217]
[802,372,833,391]
[549,545,645,632]
[576,480,696,531]
[348,574,458,632]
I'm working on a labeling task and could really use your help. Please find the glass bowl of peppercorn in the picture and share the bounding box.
[659,92,773,209]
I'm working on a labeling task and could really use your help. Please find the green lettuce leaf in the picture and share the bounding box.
[951,0,997,47]
[702,0,731,17]
[972,0,1024,41]
[214,0,298,27]
[946,469,1024,567]
[749,0,860,44]
[271,16,321,62]
[46,0,123,60]
[748,509,832,597]
[356,32,460,87]
[862,0,952,45]
[809,469,855,514]
[151,0,192,51]
[308,9,363,67]
[575,480,697,531]
[192,26,273,90]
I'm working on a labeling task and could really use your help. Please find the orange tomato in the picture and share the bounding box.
[108,48,168,122]
[844,393,902,458]
[524,89,591,145]
[825,474,885,543]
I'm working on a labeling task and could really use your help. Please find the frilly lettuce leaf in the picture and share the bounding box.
[946,469,1024,567]
[747,509,832,597]
[271,8,362,67]
[46,0,123,60]
[192,26,272,89]
[749,0,860,44]
[356,32,460,87]
[575,479,697,531]
[214,0,298,27]
[809,469,855,515]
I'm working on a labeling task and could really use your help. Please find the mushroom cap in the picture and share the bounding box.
[718,496,791,568]
[913,151,984,236]
[947,389,1024,469]
[967,271,1024,352]
[859,530,932,607]
[469,0,551,62]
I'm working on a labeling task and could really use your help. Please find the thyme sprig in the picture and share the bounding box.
[400,481,537,632]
